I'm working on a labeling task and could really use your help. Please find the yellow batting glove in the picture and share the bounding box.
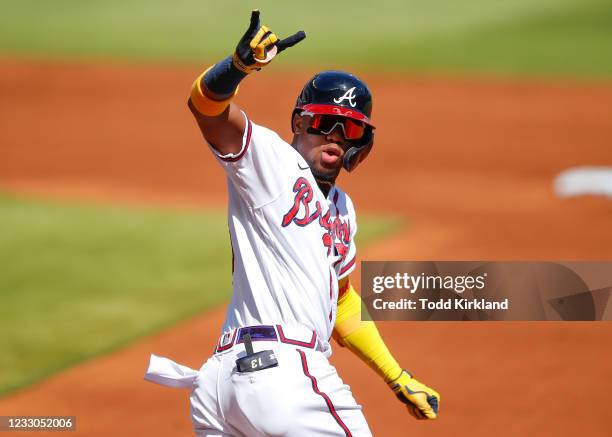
[233,10,306,74]
[249,25,278,61]
[388,370,440,420]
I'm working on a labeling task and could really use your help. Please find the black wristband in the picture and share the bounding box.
[203,56,248,98]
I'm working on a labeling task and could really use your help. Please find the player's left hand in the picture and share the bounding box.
[233,10,306,74]
[388,370,440,420]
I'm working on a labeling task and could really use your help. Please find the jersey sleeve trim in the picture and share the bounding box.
[338,256,356,278]
[215,112,252,163]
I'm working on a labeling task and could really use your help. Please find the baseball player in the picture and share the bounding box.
[145,10,440,436]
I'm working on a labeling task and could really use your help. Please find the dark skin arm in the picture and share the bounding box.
[188,97,245,156]
[187,10,305,155]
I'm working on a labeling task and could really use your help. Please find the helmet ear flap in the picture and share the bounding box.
[342,128,374,172]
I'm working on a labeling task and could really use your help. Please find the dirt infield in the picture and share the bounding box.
[1,60,612,436]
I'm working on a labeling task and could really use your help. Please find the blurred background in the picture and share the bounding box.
[1,1,611,436]
[2,0,612,76]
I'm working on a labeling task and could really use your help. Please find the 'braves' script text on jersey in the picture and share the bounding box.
[211,113,358,355]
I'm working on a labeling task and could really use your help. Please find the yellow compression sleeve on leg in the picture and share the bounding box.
[334,278,402,383]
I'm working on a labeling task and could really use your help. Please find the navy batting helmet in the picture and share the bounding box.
[292,70,375,172]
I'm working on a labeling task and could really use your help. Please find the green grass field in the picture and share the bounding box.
[0,194,402,395]
[1,0,611,77]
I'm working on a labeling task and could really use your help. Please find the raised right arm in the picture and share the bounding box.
[187,10,305,155]
[188,72,246,156]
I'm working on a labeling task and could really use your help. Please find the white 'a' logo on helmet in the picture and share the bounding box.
[333,87,357,107]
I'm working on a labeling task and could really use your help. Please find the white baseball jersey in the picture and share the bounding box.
[145,111,372,437]
[212,112,358,355]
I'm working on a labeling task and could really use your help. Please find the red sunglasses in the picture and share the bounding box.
[305,114,366,140]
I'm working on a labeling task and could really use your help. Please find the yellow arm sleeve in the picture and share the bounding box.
[189,68,239,117]
[334,277,403,383]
